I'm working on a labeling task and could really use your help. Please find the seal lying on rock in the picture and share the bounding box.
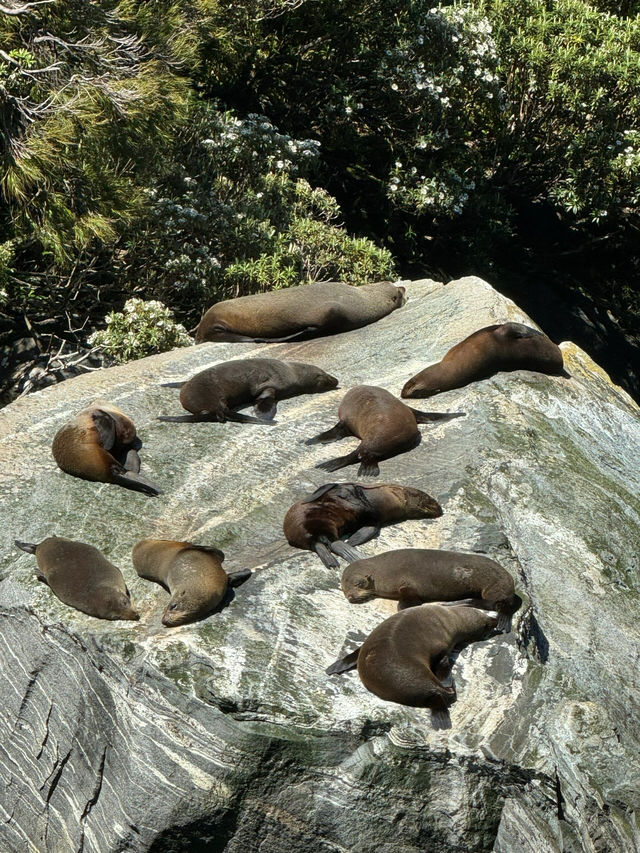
[132,539,251,627]
[15,536,139,620]
[160,357,338,423]
[194,280,406,343]
[340,548,522,632]
[283,483,442,567]
[401,322,566,398]
[327,603,499,729]
[52,401,162,496]
[305,385,464,477]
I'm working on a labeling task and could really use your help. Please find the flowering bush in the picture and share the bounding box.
[89,299,192,363]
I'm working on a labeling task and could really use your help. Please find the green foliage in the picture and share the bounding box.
[89,299,192,363]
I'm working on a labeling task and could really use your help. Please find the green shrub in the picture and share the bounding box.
[89,299,192,363]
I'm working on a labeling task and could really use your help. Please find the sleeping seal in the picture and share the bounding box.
[160,357,338,423]
[15,536,139,620]
[305,385,464,477]
[195,280,406,343]
[283,482,442,567]
[402,322,566,398]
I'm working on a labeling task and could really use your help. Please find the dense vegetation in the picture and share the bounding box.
[1,0,639,384]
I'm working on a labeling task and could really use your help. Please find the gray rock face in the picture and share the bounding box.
[1,276,639,853]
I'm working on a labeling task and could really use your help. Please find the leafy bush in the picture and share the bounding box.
[89,299,192,363]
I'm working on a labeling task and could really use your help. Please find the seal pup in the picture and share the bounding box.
[194,280,406,343]
[340,548,522,632]
[52,402,162,496]
[283,483,442,568]
[401,322,566,398]
[305,385,464,477]
[160,357,338,423]
[132,539,251,627]
[14,536,139,620]
[327,603,499,729]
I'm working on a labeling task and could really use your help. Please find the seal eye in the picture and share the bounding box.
[168,602,178,611]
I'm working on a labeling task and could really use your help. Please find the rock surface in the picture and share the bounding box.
[1,276,639,853]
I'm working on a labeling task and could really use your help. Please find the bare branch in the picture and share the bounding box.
[0,0,55,15]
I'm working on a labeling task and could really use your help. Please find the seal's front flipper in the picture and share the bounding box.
[227,568,252,588]
[252,326,319,343]
[313,540,339,568]
[345,525,380,547]
[497,613,512,633]
[430,709,452,730]
[161,381,186,389]
[316,450,360,472]
[253,387,277,420]
[329,540,363,563]
[226,410,275,425]
[439,598,479,608]
[410,408,466,423]
[92,409,117,450]
[305,421,350,445]
[111,468,164,496]
[157,414,203,423]
[188,544,225,561]
[326,647,360,675]
[15,540,37,555]
[302,483,339,503]
[397,585,424,610]
[121,447,141,473]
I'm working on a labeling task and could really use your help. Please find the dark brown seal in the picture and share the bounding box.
[401,322,566,398]
[328,603,498,729]
[283,483,442,567]
[51,401,162,496]
[305,385,464,477]
[14,536,139,620]
[341,548,522,632]
[160,357,338,423]
[132,539,251,627]
[194,280,406,343]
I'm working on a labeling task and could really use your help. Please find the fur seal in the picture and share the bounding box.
[305,385,464,477]
[160,357,338,423]
[283,482,442,568]
[51,402,162,496]
[132,539,251,627]
[340,548,522,632]
[401,322,566,398]
[328,603,499,729]
[194,280,406,343]
[14,536,139,620]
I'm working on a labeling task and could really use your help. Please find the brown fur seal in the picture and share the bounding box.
[305,385,464,477]
[283,482,442,568]
[194,280,406,343]
[132,539,251,627]
[14,536,139,620]
[160,357,338,423]
[328,603,499,729]
[51,402,162,496]
[401,322,566,398]
[341,548,522,632]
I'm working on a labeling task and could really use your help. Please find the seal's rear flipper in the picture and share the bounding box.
[357,459,380,478]
[430,709,452,730]
[329,540,363,563]
[227,568,252,588]
[122,447,142,473]
[314,540,339,568]
[305,421,350,445]
[254,388,277,420]
[161,381,186,389]
[15,540,37,554]
[112,470,164,497]
[345,525,379,547]
[497,613,512,632]
[410,409,466,423]
[316,450,360,472]
[326,647,361,675]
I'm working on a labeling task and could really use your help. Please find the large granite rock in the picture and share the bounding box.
[1,276,639,852]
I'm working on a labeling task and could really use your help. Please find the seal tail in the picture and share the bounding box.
[315,450,360,473]
[430,708,452,730]
[329,541,364,563]
[326,647,361,675]
[227,568,252,588]
[410,408,466,424]
[15,539,37,554]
